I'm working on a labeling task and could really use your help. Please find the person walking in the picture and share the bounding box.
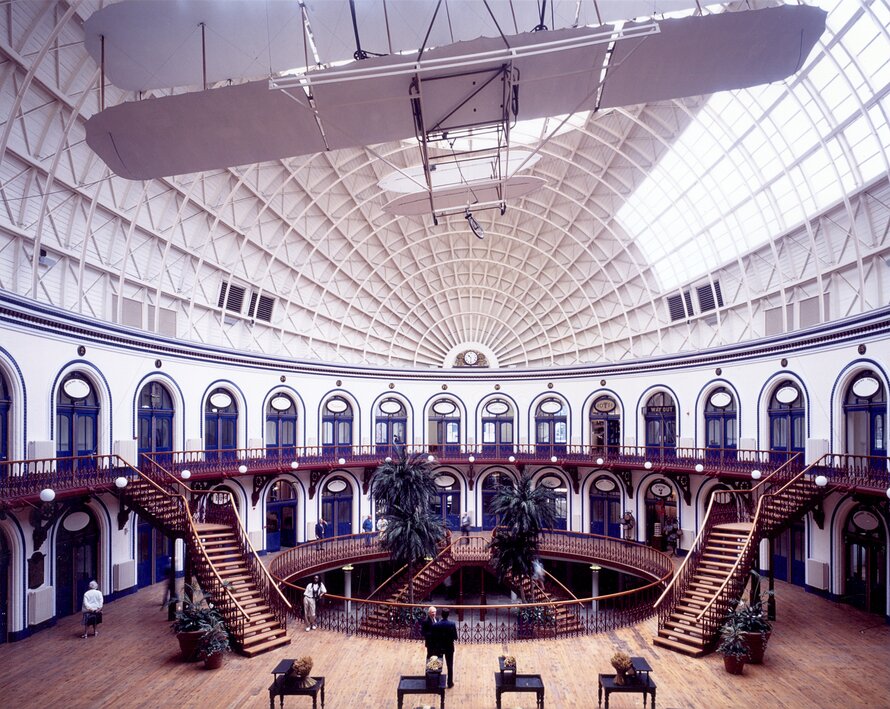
[432,609,458,688]
[81,580,103,638]
[421,606,438,658]
[303,574,326,631]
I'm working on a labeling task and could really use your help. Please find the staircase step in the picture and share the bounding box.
[241,634,291,657]
[653,635,707,657]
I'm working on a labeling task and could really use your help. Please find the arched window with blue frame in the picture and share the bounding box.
[481,399,514,457]
[643,392,676,460]
[589,476,621,538]
[266,480,299,550]
[768,381,805,464]
[589,395,620,457]
[481,471,513,530]
[704,387,737,462]
[843,372,886,468]
[321,477,353,537]
[538,474,567,530]
[56,373,99,468]
[429,398,461,455]
[0,370,10,466]
[322,396,353,458]
[843,504,887,615]
[431,472,461,530]
[535,398,568,456]
[374,398,407,458]
[266,393,298,459]
[205,388,238,462]
[137,381,174,468]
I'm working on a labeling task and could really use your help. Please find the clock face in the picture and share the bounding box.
[463,350,479,365]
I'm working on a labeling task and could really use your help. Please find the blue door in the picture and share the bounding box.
[644,392,676,461]
[374,398,407,458]
[137,381,174,469]
[704,387,737,463]
[590,396,620,457]
[535,398,568,456]
[205,388,238,463]
[267,480,299,549]
[433,480,461,530]
[481,472,512,529]
[768,381,804,465]
[322,397,353,459]
[0,370,9,469]
[843,372,886,468]
[0,531,8,643]
[55,509,99,618]
[266,393,298,460]
[590,482,621,537]
[56,374,99,473]
[774,520,805,586]
[321,478,352,536]
[429,399,461,455]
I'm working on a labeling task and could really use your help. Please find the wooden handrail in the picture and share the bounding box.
[693,453,825,621]
[543,568,579,602]
[652,452,802,609]
[367,562,409,600]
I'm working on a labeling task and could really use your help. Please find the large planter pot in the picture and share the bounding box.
[723,655,746,675]
[742,631,771,664]
[203,651,224,670]
[176,630,204,662]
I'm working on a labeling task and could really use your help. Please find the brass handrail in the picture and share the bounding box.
[693,453,824,621]
[367,562,409,600]
[651,452,801,609]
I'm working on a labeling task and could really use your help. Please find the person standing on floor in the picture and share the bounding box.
[81,580,103,638]
[362,514,373,545]
[303,574,326,631]
[460,511,471,544]
[421,605,438,658]
[314,517,327,541]
[432,608,459,688]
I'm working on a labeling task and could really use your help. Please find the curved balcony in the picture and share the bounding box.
[268,529,674,644]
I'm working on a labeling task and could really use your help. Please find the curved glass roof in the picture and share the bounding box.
[0,0,887,369]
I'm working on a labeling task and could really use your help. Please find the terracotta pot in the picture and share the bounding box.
[176,630,204,662]
[742,631,770,664]
[723,655,746,675]
[204,651,224,670]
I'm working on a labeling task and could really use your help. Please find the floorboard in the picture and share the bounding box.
[0,578,887,708]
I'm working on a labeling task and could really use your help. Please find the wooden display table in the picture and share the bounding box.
[397,674,446,709]
[269,659,325,709]
[495,672,545,709]
[597,674,656,709]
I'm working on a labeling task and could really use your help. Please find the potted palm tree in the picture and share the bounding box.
[717,619,749,675]
[170,584,225,662]
[732,572,773,664]
[371,449,445,604]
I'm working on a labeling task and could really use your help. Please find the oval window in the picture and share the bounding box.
[270,395,293,411]
[540,400,564,414]
[435,475,456,488]
[650,482,672,498]
[852,510,879,531]
[539,475,562,489]
[710,391,732,408]
[593,397,616,413]
[326,399,348,413]
[594,477,616,492]
[209,392,232,408]
[379,399,403,414]
[852,377,880,398]
[326,479,348,493]
[433,400,456,415]
[775,386,800,405]
[63,511,90,532]
[486,401,509,415]
[63,378,91,399]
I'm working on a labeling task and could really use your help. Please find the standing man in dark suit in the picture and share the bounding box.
[421,606,438,658]
[431,608,458,688]
[314,517,327,540]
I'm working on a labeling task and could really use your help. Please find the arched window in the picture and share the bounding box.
[429,399,461,455]
[431,472,461,530]
[481,471,513,530]
[321,477,352,537]
[535,398,568,456]
[843,372,886,466]
[0,370,10,464]
[704,387,737,462]
[843,505,887,615]
[589,476,621,537]
[768,380,804,464]
[204,388,238,462]
[56,373,99,466]
[375,398,407,458]
[589,395,620,457]
[266,393,298,458]
[266,480,299,550]
[55,507,99,618]
[643,392,676,460]
[481,399,514,457]
[322,397,353,458]
[137,381,174,467]
[539,474,567,530]
[644,478,677,548]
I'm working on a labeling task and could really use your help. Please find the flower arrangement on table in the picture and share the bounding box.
[502,655,516,669]
[285,656,317,689]
[610,651,636,685]
[426,656,443,672]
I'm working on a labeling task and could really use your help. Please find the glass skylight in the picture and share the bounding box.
[616,1,890,292]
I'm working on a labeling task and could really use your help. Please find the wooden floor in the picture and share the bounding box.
[1,579,888,709]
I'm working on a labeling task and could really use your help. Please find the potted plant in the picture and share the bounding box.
[285,657,317,690]
[498,655,517,685]
[170,584,224,662]
[731,573,773,664]
[425,656,443,688]
[610,651,636,685]
[197,619,231,669]
[717,620,749,675]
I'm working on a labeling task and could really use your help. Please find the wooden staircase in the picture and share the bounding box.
[653,455,830,656]
[504,572,585,635]
[120,460,290,656]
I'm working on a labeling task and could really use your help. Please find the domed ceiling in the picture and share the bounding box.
[0,0,887,369]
